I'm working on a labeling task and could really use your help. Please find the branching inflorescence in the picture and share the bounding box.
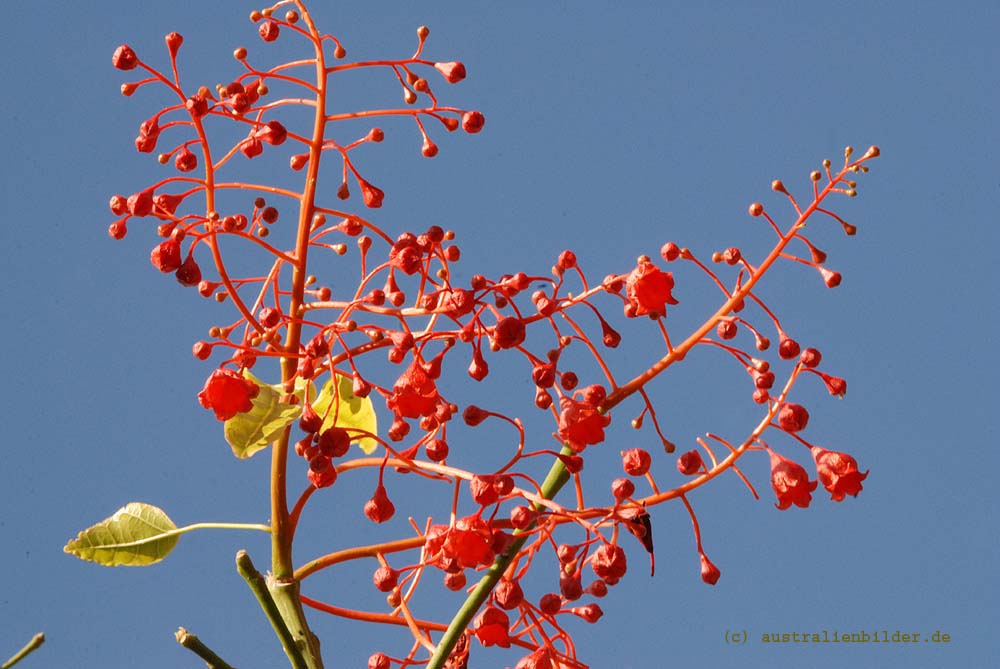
[95,2,877,668]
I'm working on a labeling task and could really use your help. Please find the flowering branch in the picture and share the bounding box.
[74,3,881,669]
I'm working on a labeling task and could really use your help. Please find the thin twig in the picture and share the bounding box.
[1,633,44,669]
[175,628,236,669]
[235,550,308,669]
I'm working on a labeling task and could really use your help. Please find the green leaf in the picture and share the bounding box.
[64,502,180,567]
[313,374,379,454]
[224,371,302,459]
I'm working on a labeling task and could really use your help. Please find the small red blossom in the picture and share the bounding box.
[462,110,485,134]
[768,449,817,510]
[112,45,138,70]
[360,179,384,208]
[258,20,280,42]
[434,61,467,83]
[174,147,198,172]
[473,606,510,648]
[389,234,423,275]
[624,258,678,318]
[493,316,526,349]
[241,137,263,159]
[368,653,390,669]
[372,565,399,592]
[364,485,396,523]
[515,648,556,669]
[557,397,611,452]
[621,448,651,476]
[811,446,868,501]
[127,189,154,217]
[307,457,337,488]
[591,543,627,583]
[175,255,202,286]
[386,361,439,419]
[777,402,810,433]
[425,516,497,570]
[611,477,635,501]
[677,449,704,475]
[150,239,182,273]
[197,368,259,421]
[570,603,604,623]
[254,120,287,145]
[699,552,721,585]
[185,94,209,119]
[494,578,524,610]
[153,192,183,218]
[437,288,476,317]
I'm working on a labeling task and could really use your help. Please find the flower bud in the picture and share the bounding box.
[677,450,704,475]
[700,553,721,585]
[112,45,138,70]
[777,403,810,433]
[364,485,395,523]
[621,448,652,476]
[373,565,399,592]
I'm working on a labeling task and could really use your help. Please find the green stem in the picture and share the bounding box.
[236,550,312,669]
[175,628,236,669]
[2,633,44,669]
[426,448,574,669]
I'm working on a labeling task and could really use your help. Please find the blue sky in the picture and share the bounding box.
[2,2,997,668]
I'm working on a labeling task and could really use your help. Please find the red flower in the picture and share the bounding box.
[437,288,476,317]
[112,45,138,70]
[462,110,485,134]
[570,603,604,623]
[591,543,627,584]
[621,448,651,476]
[473,606,510,648]
[811,446,869,501]
[175,255,202,287]
[493,316,526,349]
[150,239,182,273]
[197,368,259,421]
[364,485,395,523]
[515,648,556,669]
[389,234,423,275]
[359,179,384,208]
[777,402,810,433]
[557,397,611,452]
[254,120,287,145]
[699,552,721,585]
[386,361,439,419]
[434,61,467,83]
[258,20,280,42]
[624,258,678,318]
[768,449,817,510]
[494,578,524,610]
[677,449,704,475]
[425,516,497,570]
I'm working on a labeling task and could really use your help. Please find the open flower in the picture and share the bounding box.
[811,446,868,501]
[625,258,678,318]
[197,369,259,421]
[386,361,439,418]
[768,449,817,509]
[558,397,611,452]
[474,606,510,648]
